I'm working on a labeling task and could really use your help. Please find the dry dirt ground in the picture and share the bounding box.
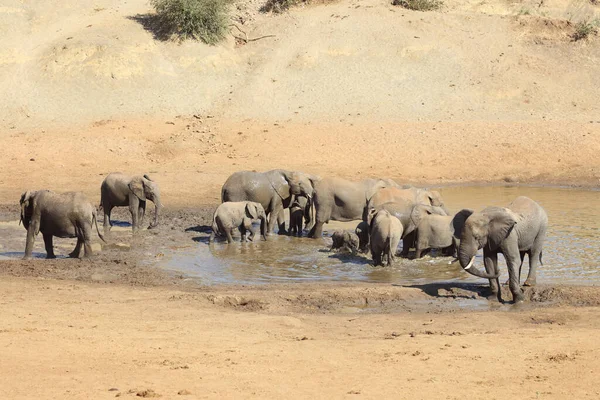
[1,0,600,398]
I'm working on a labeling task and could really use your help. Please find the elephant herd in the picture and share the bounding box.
[19,173,162,259]
[16,168,548,303]
[215,169,549,303]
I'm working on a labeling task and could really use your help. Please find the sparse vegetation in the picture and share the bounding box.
[150,0,231,44]
[392,0,443,11]
[262,0,300,12]
[517,7,531,16]
[261,0,334,13]
[572,19,599,41]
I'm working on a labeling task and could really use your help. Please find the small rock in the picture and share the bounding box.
[178,390,192,395]
[108,388,119,391]
[30,158,35,161]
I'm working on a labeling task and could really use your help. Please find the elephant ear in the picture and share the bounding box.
[128,177,146,201]
[427,190,444,207]
[452,209,474,239]
[19,191,32,226]
[367,207,378,226]
[245,202,259,219]
[484,208,518,247]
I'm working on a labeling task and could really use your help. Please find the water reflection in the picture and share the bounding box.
[158,186,600,286]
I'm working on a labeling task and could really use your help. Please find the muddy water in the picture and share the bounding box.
[156,186,600,286]
[1,186,599,287]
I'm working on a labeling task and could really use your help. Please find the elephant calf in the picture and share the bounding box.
[330,230,360,254]
[355,221,370,253]
[20,190,105,259]
[289,196,309,236]
[369,209,404,266]
[414,209,474,259]
[209,201,268,243]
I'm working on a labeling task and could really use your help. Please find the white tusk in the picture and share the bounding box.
[463,256,475,270]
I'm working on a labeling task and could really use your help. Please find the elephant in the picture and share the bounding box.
[221,170,316,235]
[355,221,370,253]
[414,209,474,259]
[20,190,105,259]
[289,195,309,236]
[457,196,548,303]
[307,177,400,238]
[365,186,449,257]
[368,209,404,266]
[100,172,162,234]
[209,201,268,243]
[330,230,360,254]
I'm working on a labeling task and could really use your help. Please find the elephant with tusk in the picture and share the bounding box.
[457,196,548,303]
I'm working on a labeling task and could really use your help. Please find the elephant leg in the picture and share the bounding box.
[138,200,147,229]
[240,225,248,242]
[503,243,525,303]
[400,236,412,257]
[82,223,93,258]
[524,237,544,287]
[129,196,140,233]
[43,233,56,259]
[70,237,83,258]
[277,209,287,235]
[226,228,234,244]
[483,251,501,301]
[103,204,113,235]
[247,223,256,242]
[266,198,283,235]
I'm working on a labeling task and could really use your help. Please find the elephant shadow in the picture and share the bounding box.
[401,282,493,300]
[110,220,132,228]
[0,251,62,259]
[192,236,212,244]
[326,251,372,265]
[185,225,212,234]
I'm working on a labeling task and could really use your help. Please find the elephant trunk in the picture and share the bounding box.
[149,194,162,229]
[458,242,500,279]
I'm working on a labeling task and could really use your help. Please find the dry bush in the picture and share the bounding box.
[572,19,599,40]
[150,0,230,44]
[392,0,443,11]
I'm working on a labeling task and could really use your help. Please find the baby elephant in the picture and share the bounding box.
[330,230,360,254]
[289,195,308,236]
[209,201,267,243]
[20,190,105,259]
[415,209,474,259]
[369,209,403,266]
[355,221,370,253]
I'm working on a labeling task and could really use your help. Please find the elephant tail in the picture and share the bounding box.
[93,209,107,243]
[539,251,543,266]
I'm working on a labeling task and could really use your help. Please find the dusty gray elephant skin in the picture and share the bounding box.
[221,170,316,235]
[330,230,360,254]
[355,221,370,253]
[366,186,449,257]
[458,196,548,303]
[307,177,399,238]
[20,190,105,259]
[289,196,309,236]
[209,201,268,243]
[100,172,162,234]
[369,209,403,267]
[415,209,474,259]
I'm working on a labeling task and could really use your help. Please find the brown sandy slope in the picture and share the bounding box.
[1,0,600,206]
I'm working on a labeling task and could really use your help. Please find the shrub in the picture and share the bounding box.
[262,0,299,13]
[150,0,230,44]
[572,19,599,41]
[392,0,442,11]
